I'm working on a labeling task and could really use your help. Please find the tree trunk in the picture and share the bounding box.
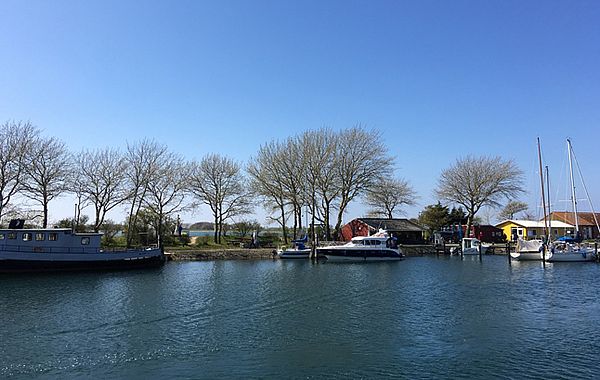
[213,215,219,244]
[280,204,288,244]
[42,193,49,228]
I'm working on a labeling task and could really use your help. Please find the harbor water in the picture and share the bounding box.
[2,256,600,379]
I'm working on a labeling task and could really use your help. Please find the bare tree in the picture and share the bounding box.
[21,136,71,227]
[0,120,39,222]
[435,155,524,238]
[74,148,128,232]
[365,178,417,219]
[189,154,253,244]
[299,129,338,246]
[498,200,529,220]
[143,151,189,248]
[333,126,394,237]
[124,139,169,247]
[248,140,292,243]
[310,129,340,240]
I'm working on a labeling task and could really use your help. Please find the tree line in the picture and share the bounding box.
[1,120,525,247]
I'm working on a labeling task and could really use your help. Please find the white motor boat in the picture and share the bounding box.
[453,238,487,255]
[317,230,403,262]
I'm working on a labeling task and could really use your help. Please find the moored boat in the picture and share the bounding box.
[546,241,596,262]
[544,139,599,263]
[277,236,311,259]
[453,237,487,255]
[0,220,165,273]
[510,238,544,261]
[317,230,403,262]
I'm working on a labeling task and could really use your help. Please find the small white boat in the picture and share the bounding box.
[510,239,544,261]
[277,236,311,259]
[317,229,403,262]
[0,220,165,273]
[453,238,487,255]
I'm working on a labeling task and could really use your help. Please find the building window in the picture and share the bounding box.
[49,233,58,241]
[35,233,45,241]
[22,233,32,241]
[81,237,90,245]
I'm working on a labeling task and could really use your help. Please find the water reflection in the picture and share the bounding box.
[1,257,600,379]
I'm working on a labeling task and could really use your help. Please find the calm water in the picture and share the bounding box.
[1,256,600,379]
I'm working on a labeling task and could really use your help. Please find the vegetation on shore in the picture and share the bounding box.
[1,120,526,249]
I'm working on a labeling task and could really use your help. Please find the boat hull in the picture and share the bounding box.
[318,248,403,262]
[546,251,596,262]
[278,249,311,259]
[0,249,165,273]
[510,251,544,261]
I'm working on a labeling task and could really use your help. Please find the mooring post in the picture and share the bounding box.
[507,242,511,266]
[478,241,482,261]
[542,244,546,268]
[595,242,598,263]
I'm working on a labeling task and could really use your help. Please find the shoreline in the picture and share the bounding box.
[165,248,276,261]
[163,245,480,261]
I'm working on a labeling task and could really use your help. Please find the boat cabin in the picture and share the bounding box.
[0,228,103,254]
[350,235,398,249]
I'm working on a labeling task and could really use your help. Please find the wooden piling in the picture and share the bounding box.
[507,242,511,266]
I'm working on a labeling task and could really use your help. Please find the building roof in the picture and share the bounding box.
[357,218,424,232]
[496,219,574,229]
[548,211,600,227]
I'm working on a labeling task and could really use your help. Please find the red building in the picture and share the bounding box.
[438,224,505,243]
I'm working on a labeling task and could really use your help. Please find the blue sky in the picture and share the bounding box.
[1,0,599,225]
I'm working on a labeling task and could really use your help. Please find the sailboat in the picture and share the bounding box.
[546,139,598,262]
[511,138,548,261]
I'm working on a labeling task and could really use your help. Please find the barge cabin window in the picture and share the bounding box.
[49,233,58,241]
[0,233,4,240]
[81,237,90,245]
[35,233,45,241]
[8,232,16,239]
[23,233,32,241]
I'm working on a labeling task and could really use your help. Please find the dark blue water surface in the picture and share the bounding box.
[2,256,600,379]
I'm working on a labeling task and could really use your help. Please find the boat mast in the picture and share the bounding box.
[567,138,580,236]
[569,139,600,240]
[537,138,549,241]
[546,165,552,240]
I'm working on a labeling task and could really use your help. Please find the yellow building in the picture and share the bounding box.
[495,220,574,241]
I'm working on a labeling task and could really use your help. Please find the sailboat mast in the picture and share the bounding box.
[537,138,549,240]
[567,138,580,235]
[546,165,552,240]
